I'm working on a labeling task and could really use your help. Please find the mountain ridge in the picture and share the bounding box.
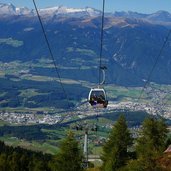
[1,3,171,87]
[1,3,171,24]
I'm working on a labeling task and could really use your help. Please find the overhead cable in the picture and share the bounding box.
[32,0,71,111]
[137,29,171,101]
[98,0,105,85]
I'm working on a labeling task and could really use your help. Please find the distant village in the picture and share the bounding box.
[0,100,170,125]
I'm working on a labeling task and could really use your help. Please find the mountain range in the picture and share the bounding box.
[1,3,171,86]
[1,3,171,24]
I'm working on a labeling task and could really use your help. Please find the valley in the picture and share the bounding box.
[0,58,171,123]
[0,58,171,156]
[1,3,171,164]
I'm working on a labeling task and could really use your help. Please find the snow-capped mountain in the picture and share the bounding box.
[0,3,101,18]
[113,10,171,24]
[16,7,34,15]
[39,6,101,18]
[40,6,100,16]
[0,3,16,15]
[0,3,33,15]
[113,11,148,19]
[146,10,171,22]
[1,3,171,24]
[1,3,171,86]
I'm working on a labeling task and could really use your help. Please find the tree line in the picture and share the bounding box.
[0,115,170,171]
[0,131,83,171]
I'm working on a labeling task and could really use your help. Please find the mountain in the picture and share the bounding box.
[146,10,171,23]
[113,10,171,24]
[1,3,171,23]
[39,6,101,18]
[0,3,171,87]
[113,11,148,19]
[0,3,101,18]
[0,3,34,16]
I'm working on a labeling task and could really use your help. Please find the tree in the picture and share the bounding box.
[126,117,168,171]
[0,153,9,171]
[101,115,132,171]
[50,131,84,171]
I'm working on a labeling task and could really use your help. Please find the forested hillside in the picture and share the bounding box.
[1,4,171,86]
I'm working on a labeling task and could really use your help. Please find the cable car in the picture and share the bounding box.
[88,87,108,108]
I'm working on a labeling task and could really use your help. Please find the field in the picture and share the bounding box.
[0,136,59,154]
[0,111,150,155]
[0,59,171,113]
[0,59,171,155]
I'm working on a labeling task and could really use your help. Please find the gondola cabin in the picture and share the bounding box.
[88,88,108,108]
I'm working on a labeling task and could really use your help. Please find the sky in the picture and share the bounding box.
[1,0,171,14]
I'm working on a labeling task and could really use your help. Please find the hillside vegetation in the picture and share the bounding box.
[0,116,171,171]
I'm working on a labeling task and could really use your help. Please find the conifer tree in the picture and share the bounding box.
[50,131,84,171]
[101,115,132,171]
[134,117,168,170]
[0,153,8,171]
[124,117,168,171]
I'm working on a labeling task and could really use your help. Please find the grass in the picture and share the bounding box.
[0,107,61,116]
[91,146,103,156]
[0,110,150,156]
[106,85,148,101]
[76,48,96,57]
[22,75,52,82]
[0,71,5,77]
[1,59,171,157]
[0,136,59,155]
[0,120,8,126]
[19,89,42,98]
[66,47,96,57]
[42,128,67,139]
[0,38,23,47]
[22,74,81,85]
[23,141,59,154]
[3,60,170,106]
[66,47,74,52]
[0,92,6,97]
